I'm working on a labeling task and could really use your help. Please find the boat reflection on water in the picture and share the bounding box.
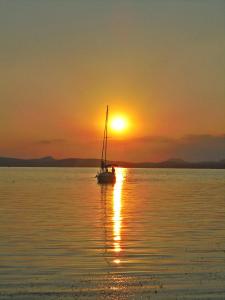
[100,167,126,267]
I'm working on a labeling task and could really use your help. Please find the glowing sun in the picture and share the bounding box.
[110,117,127,132]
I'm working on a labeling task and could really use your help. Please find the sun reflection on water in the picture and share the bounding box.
[113,168,125,263]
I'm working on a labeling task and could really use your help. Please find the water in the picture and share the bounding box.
[0,168,225,299]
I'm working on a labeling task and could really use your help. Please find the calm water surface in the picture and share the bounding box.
[0,168,225,299]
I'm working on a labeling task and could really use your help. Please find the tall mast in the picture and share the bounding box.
[104,105,108,166]
[100,105,108,170]
[101,116,106,163]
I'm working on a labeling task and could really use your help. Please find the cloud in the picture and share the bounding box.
[181,134,225,143]
[175,134,225,161]
[37,139,66,145]
[127,136,173,144]
[110,134,225,162]
[32,134,224,162]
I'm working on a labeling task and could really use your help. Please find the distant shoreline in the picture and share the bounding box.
[0,157,224,169]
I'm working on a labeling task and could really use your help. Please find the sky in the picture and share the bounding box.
[0,0,224,162]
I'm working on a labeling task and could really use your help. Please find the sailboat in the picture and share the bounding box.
[96,105,116,184]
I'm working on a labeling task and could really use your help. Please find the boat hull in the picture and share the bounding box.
[97,172,116,184]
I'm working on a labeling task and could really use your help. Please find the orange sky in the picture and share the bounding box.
[0,1,225,161]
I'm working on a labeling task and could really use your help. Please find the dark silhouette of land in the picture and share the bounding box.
[0,156,224,169]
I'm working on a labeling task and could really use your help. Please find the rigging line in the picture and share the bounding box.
[104,105,108,166]
[101,106,107,163]
[101,123,106,162]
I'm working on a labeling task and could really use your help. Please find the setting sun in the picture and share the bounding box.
[110,117,127,132]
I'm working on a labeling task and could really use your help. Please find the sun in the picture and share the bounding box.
[110,117,127,132]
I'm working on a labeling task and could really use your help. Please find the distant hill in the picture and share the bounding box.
[0,156,224,169]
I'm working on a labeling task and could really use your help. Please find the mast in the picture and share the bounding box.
[101,105,108,170]
[101,117,106,166]
[104,105,108,166]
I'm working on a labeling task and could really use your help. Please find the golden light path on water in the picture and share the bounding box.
[112,168,125,264]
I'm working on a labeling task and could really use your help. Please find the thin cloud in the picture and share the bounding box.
[110,134,225,162]
[37,139,66,145]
